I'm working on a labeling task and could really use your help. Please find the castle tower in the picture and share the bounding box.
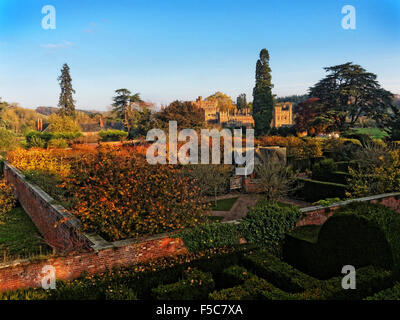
[272,102,293,128]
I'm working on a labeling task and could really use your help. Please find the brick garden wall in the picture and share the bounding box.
[0,235,186,292]
[3,163,93,252]
[2,162,187,292]
[2,161,400,293]
[297,192,400,226]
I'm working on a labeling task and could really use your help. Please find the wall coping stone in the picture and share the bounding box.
[299,192,400,214]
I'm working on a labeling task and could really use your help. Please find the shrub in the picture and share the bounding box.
[151,268,215,300]
[283,202,400,279]
[311,158,337,181]
[296,178,347,202]
[177,222,240,252]
[61,146,208,241]
[0,128,18,152]
[239,201,301,248]
[28,136,46,148]
[25,131,82,148]
[347,148,400,198]
[312,198,341,207]
[209,285,251,300]
[47,138,69,149]
[259,136,322,159]
[0,180,16,215]
[99,129,128,142]
[47,114,81,133]
[322,138,362,161]
[7,148,73,177]
[241,249,320,293]
[52,132,83,140]
[0,246,249,300]
[104,284,138,300]
[365,282,400,300]
[8,145,208,241]
[334,160,360,173]
[209,276,293,300]
[254,153,299,202]
[220,265,253,287]
[315,266,393,300]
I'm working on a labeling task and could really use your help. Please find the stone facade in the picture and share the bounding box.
[272,102,293,128]
[193,96,254,128]
[192,96,219,123]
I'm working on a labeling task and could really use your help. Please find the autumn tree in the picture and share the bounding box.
[309,62,393,132]
[58,64,76,117]
[156,100,204,130]
[206,92,235,112]
[252,49,274,136]
[294,98,332,135]
[48,113,81,133]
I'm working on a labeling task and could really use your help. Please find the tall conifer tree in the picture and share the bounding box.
[58,63,76,117]
[252,49,274,135]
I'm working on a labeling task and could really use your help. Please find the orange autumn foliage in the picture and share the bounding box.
[8,145,208,241]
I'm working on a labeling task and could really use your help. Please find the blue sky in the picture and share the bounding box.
[0,0,399,110]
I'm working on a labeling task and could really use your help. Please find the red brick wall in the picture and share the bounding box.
[0,236,186,292]
[243,178,264,193]
[297,194,400,227]
[4,163,92,252]
[2,162,188,293]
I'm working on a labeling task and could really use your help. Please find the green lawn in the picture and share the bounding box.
[351,127,389,139]
[209,197,238,211]
[0,207,52,260]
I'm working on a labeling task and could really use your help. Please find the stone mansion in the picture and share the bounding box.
[193,96,293,129]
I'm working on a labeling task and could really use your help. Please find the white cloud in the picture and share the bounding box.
[41,41,76,49]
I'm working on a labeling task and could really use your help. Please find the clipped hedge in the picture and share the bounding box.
[209,276,293,300]
[25,131,82,148]
[219,265,253,288]
[239,201,301,247]
[307,266,393,300]
[312,158,337,181]
[0,246,254,300]
[99,129,128,141]
[335,160,360,173]
[241,249,320,293]
[284,202,400,279]
[296,178,347,202]
[365,282,400,300]
[176,222,241,252]
[151,268,215,300]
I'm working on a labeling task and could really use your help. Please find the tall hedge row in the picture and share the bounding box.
[283,202,400,279]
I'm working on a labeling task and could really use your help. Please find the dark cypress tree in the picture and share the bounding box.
[252,49,274,135]
[236,93,247,110]
[58,63,76,117]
